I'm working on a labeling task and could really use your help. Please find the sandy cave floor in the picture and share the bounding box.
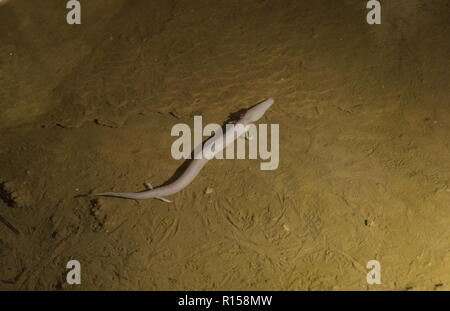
[0,0,449,290]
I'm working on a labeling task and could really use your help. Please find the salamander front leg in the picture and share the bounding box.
[238,132,254,140]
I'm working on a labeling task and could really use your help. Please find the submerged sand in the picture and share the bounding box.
[0,0,449,290]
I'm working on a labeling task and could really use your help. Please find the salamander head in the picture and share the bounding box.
[241,98,274,123]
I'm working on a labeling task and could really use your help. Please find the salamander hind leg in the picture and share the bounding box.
[144,183,173,203]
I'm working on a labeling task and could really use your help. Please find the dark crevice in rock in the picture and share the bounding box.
[93,119,119,128]
[0,182,16,208]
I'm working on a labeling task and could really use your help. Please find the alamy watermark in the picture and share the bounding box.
[66,0,81,25]
[170,116,279,170]
[366,259,382,285]
[66,259,81,285]
[64,1,381,26]
[366,0,381,25]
